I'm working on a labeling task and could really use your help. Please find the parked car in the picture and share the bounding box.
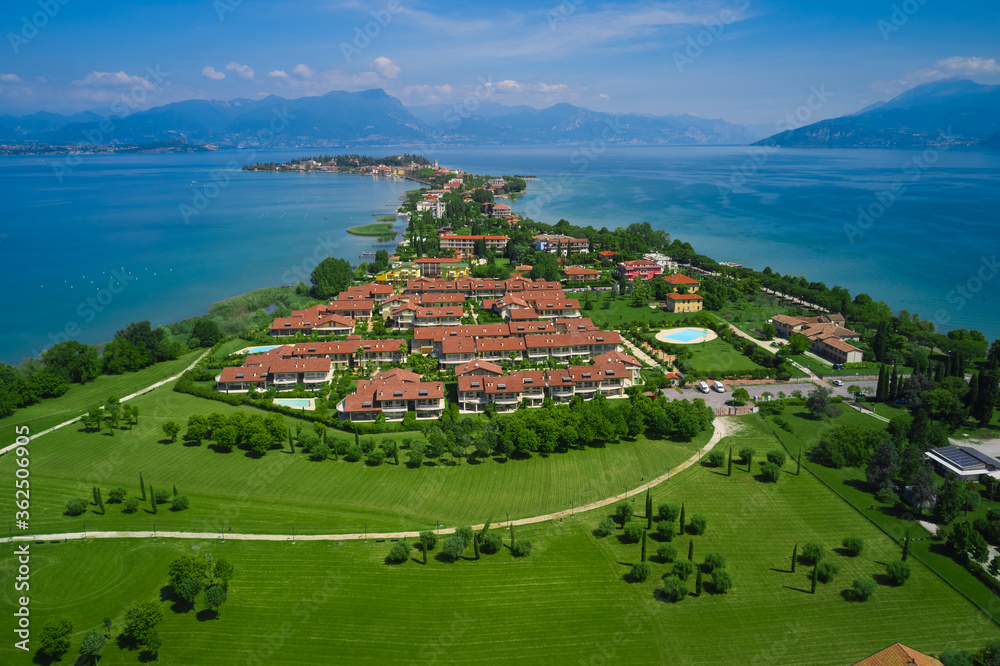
[832,363,845,370]
[832,380,843,386]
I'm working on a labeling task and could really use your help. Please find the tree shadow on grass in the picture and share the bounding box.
[872,573,895,587]
[31,650,60,665]
[781,585,811,594]
[843,479,870,492]
[159,585,192,614]
[833,547,854,558]
[840,589,863,602]
[196,609,219,622]
[492,457,509,464]
[770,567,792,573]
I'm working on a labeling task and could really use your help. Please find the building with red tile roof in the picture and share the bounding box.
[338,377,445,422]
[850,643,942,666]
[661,273,701,292]
[216,346,333,393]
[665,292,704,313]
[563,265,601,282]
[617,259,663,281]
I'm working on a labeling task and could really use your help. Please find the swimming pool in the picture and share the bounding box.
[659,328,709,343]
[273,398,313,409]
[244,345,281,354]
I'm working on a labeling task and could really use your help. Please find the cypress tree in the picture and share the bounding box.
[875,365,886,402]
[173,484,178,497]
[934,362,943,383]
[679,503,686,536]
[510,523,515,550]
[150,485,157,514]
[695,568,703,596]
[966,373,980,410]
[473,536,480,560]
[97,488,104,513]
[354,427,360,447]
[641,530,647,562]
[791,543,797,573]
[139,472,146,500]
[645,490,652,530]
[92,485,99,506]
[889,367,899,401]
[902,531,910,562]
[811,565,818,594]
[727,446,732,477]
[688,540,694,561]
[288,430,294,453]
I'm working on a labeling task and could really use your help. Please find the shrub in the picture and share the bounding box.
[594,516,616,538]
[170,495,190,511]
[615,501,634,525]
[440,536,466,562]
[123,497,140,513]
[767,450,786,467]
[512,540,532,557]
[310,442,330,461]
[108,487,127,503]
[673,559,695,581]
[842,537,864,557]
[360,438,376,454]
[386,540,412,564]
[660,575,687,602]
[655,521,675,542]
[630,562,652,582]
[712,568,734,593]
[801,542,825,564]
[874,487,898,504]
[885,560,912,586]
[623,523,645,543]
[760,461,781,482]
[703,552,726,572]
[481,532,503,554]
[657,543,678,563]
[344,444,363,462]
[454,526,474,547]
[657,503,679,523]
[686,515,707,535]
[418,530,437,552]
[816,560,839,583]
[707,450,725,467]
[154,489,171,504]
[852,577,877,601]
[366,448,386,466]
[739,446,755,464]
[938,648,974,666]
[65,498,87,516]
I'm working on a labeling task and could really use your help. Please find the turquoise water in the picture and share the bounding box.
[2,145,998,363]
[244,345,281,354]
[273,398,312,408]
[661,328,708,342]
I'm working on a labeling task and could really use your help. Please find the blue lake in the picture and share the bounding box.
[1,145,998,364]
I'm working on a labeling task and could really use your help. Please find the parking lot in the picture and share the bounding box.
[660,379,878,410]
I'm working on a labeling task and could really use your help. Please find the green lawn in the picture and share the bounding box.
[3,416,995,665]
[2,388,709,537]
[585,292,692,328]
[0,351,202,436]
[763,405,1000,624]
[346,223,394,237]
[685,338,764,375]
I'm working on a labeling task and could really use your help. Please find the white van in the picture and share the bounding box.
[697,381,710,394]
[713,380,725,393]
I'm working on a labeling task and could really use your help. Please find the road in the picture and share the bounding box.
[4,417,741,544]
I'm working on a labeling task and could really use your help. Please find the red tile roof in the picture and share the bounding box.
[662,273,700,285]
[851,643,942,666]
[454,359,504,376]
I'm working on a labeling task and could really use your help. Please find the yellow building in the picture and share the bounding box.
[662,273,701,293]
[439,264,470,280]
[376,265,421,286]
[665,292,704,313]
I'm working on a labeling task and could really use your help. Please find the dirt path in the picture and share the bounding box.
[0,350,209,456]
[6,417,741,544]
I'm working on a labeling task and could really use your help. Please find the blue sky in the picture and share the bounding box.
[1,0,998,124]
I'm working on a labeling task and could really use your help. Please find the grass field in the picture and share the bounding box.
[684,337,764,375]
[0,350,202,436]
[585,292,692,328]
[2,388,710,536]
[2,416,996,665]
[346,223,394,237]
[763,404,1000,625]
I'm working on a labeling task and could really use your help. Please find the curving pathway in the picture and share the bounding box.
[5,417,740,544]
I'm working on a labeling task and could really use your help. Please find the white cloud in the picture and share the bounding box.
[495,79,569,94]
[1,73,21,83]
[267,69,289,78]
[371,56,401,79]
[292,64,314,79]
[599,93,610,101]
[73,71,151,87]
[201,66,226,81]
[226,61,254,80]
[399,84,454,102]
[935,56,1000,75]
[872,56,1000,95]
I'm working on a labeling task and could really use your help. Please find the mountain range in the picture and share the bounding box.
[0,89,758,148]
[755,79,1000,147]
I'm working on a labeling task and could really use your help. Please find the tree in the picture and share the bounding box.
[801,542,825,565]
[655,521,675,542]
[38,617,73,660]
[419,530,437,564]
[974,368,1000,426]
[712,568,734,594]
[707,450,725,467]
[852,577,877,601]
[641,529,648,562]
[615,501,634,526]
[124,497,139,513]
[679,503,686,534]
[910,465,938,516]
[902,531,910,561]
[171,495,190,511]
[842,537,864,557]
[731,388,750,405]
[788,333,810,354]
[728,446,733,476]
[168,553,208,588]
[631,561,652,582]
[675,559,696,583]
[988,556,1000,578]
[687,539,694,562]
[42,340,101,383]
[440,535,466,562]
[816,560,839,583]
[79,628,107,664]
[963,490,982,516]
[865,439,899,492]
[190,317,223,347]
[657,503,679,523]
[657,543,678,563]
[162,421,180,443]
[985,639,1000,666]
[512,540,533,557]
[660,574,687,602]
[806,386,832,419]
[204,584,228,617]
[386,540,413,564]
[939,649,975,666]
[739,447,755,471]
[687,514,707,535]
[810,565,818,594]
[595,516,616,537]
[214,559,235,586]
[121,601,163,654]
[66,497,87,515]
[703,552,726,572]
[311,256,353,298]
[936,473,966,524]
[766,450,786,467]
[695,568,703,595]
[175,577,204,610]
[623,523,644,543]
[760,461,781,482]
[885,560,912,586]
[645,489,653,530]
